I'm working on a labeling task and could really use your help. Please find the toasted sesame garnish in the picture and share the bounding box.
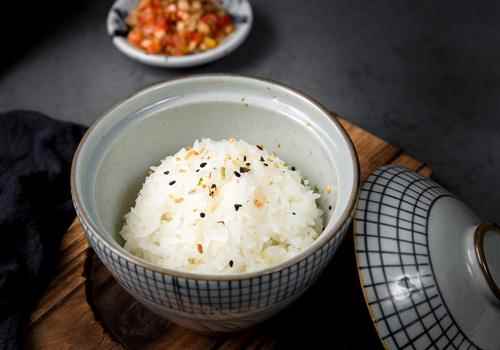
[325,185,332,193]
[179,169,187,173]
[174,197,184,203]
[188,188,197,194]
[161,212,173,222]
[254,199,265,208]
[216,220,225,225]
[229,137,236,143]
[209,184,218,197]
[254,192,266,208]
[185,149,200,159]
[197,243,203,254]
[220,167,226,179]
[175,157,181,161]
[240,166,250,173]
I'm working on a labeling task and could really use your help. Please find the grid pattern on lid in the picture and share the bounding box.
[355,166,479,350]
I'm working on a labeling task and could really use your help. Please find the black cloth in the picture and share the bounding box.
[0,111,86,350]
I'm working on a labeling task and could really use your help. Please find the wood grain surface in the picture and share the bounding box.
[27,116,431,349]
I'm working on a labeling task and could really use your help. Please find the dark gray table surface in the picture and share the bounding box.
[1,0,499,222]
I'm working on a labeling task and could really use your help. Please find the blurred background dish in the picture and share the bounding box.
[107,0,253,67]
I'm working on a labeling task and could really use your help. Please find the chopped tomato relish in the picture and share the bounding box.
[126,0,235,55]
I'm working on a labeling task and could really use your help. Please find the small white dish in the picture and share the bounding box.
[106,0,253,68]
[354,165,500,349]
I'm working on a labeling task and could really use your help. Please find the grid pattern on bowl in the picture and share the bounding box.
[354,166,479,350]
[78,209,351,316]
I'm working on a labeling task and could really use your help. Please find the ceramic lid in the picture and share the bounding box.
[354,165,500,350]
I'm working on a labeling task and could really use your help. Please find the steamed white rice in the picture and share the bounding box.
[120,139,325,274]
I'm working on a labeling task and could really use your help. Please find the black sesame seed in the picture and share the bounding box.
[169,180,176,186]
[163,170,170,175]
[243,155,247,161]
[246,162,251,166]
[257,145,264,150]
[329,205,332,210]
[196,169,200,173]
[211,184,216,189]
[234,204,242,211]
[263,163,269,167]
[260,156,265,162]
[292,212,296,215]
[229,260,234,267]
[200,212,206,218]
[240,167,250,173]
[291,166,296,171]
[200,162,207,168]
[234,171,241,177]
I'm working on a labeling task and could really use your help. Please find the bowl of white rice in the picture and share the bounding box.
[71,75,359,332]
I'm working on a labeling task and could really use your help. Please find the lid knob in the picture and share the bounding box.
[474,223,500,301]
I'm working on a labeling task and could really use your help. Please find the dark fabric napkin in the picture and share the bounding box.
[0,111,86,350]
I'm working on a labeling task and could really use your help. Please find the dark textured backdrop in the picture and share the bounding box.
[1,0,499,223]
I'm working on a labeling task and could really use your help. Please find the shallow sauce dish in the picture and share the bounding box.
[107,0,253,67]
[71,75,359,332]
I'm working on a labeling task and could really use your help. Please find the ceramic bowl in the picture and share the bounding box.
[107,0,253,68]
[354,165,500,349]
[71,75,359,332]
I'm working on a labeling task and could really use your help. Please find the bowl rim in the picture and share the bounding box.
[71,74,360,281]
[107,0,253,68]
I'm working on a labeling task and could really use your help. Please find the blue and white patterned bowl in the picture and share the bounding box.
[354,165,500,349]
[107,0,253,67]
[71,75,359,332]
